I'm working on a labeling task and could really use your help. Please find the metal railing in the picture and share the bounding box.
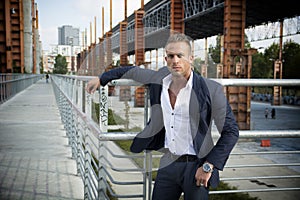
[0,73,43,104]
[51,75,300,200]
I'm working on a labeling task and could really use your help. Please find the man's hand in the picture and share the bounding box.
[195,165,212,188]
[86,77,100,94]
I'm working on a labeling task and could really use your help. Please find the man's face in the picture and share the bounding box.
[165,42,193,79]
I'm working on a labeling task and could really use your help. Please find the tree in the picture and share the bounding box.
[209,35,221,64]
[53,54,68,74]
[255,40,300,79]
[209,34,251,64]
[251,52,272,78]
[39,56,44,74]
[282,40,300,79]
[192,57,203,74]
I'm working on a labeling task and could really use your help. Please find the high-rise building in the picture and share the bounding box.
[58,25,79,46]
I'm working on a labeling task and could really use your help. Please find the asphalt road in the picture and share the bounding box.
[243,101,300,173]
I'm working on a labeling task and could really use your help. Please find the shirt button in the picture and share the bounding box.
[171,113,174,115]
[171,126,173,128]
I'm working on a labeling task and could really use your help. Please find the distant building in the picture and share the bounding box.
[44,44,82,73]
[43,25,81,74]
[58,25,79,46]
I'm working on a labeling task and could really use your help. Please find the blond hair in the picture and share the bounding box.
[165,33,192,54]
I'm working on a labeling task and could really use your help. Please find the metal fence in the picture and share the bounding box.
[51,74,300,200]
[0,73,42,104]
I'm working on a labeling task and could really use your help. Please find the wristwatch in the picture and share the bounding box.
[202,162,213,173]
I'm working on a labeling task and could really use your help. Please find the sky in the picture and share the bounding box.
[35,0,151,51]
[35,0,300,57]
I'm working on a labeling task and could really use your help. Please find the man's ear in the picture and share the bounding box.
[189,55,194,64]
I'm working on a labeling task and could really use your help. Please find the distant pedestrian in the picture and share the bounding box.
[45,73,49,83]
[271,108,276,119]
[265,108,269,119]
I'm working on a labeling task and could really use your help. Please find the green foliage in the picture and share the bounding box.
[39,56,44,74]
[192,57,203,73]
[251,52,273,78]
[53,54,68,74]
[209,35,221,64]
[252,40,300,79]
[209,35,251,64]
[92,102,100,123]
[108,108,126,125]
[282,40,300,79]
[208,34,300,80]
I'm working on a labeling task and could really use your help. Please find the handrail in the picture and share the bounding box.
[97,130,300,140]
[0,73,43,104]
[109,78,300,87]
[51,75,300,199]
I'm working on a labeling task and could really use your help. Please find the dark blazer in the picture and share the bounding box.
[100,66,239,187]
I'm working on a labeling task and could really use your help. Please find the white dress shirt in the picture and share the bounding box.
[161,73,196,156]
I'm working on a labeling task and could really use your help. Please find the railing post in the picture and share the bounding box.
[84,85,94,199]
[144,86,152,200]
[85,85,92,118]
[144,151,153,200]
[98,85,108,199]
[76,79,84,177]
[66,78,72,146]
[83,123,89,200]
[71,78,77,159]
[99,86,108,132]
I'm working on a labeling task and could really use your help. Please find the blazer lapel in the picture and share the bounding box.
[190,72,212,155]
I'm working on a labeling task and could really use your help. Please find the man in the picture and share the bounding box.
[86,33,239,200]
[45,73,49,83]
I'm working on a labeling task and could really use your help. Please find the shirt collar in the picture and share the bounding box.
[162,71,194,88]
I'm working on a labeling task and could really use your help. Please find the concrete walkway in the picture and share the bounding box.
[0,80,84,199]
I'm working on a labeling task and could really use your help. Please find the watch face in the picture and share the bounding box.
[203,163,211,172]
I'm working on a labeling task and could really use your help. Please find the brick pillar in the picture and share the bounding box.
[4,0,13,72]
[88,46,92,75]
[106,31,113,69]
[76,53,80,73]
[223,0,257,130]
[134,10,145,107]
[84,49,88,75]
[80,50,85,75]
[98,37,105,75]
[273,60,283,105]
[135,10,145,65]
[120,21,128,66]
[105,31,115,96]
[273,20,283,105]
[91,43,96,76]
[170,0,184,34]
[119,21,131,101]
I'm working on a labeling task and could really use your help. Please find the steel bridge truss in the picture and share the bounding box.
[108,0,299,51]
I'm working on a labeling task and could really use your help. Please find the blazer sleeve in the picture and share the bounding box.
[99,66,162,86]
[205,82,239,171]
